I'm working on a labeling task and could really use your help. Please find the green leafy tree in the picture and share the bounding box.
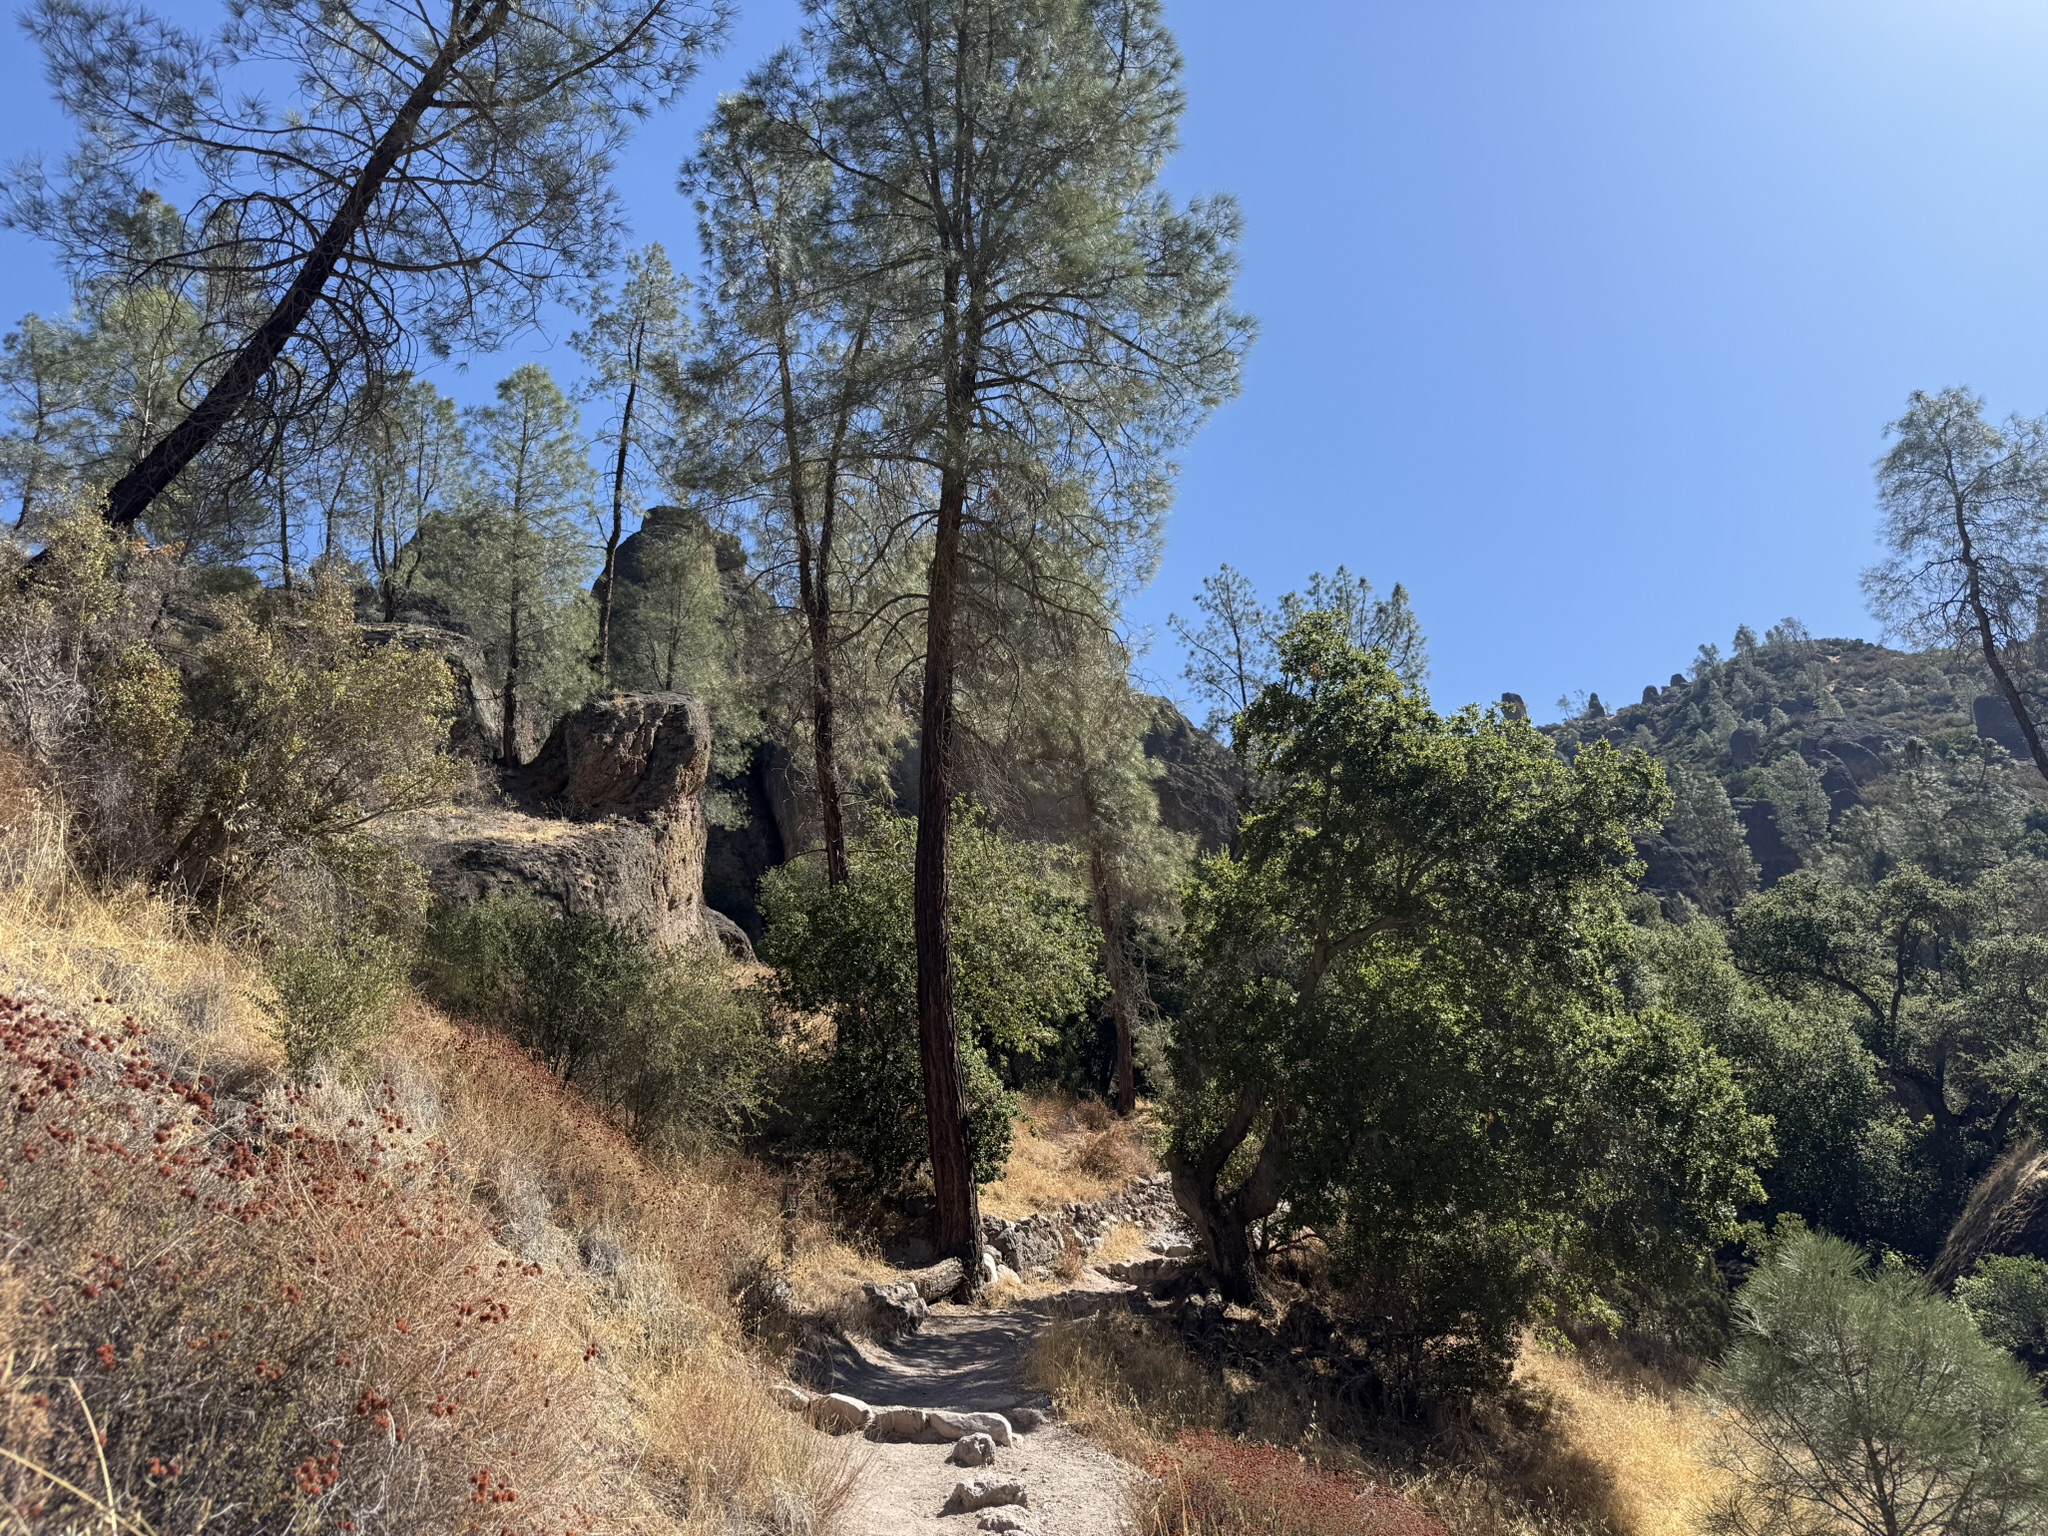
[8,0,726,532]
[423,365,595,762]
[1702,1230,2048,1536]
[1668,764,1761,916]
[350,374,466,621]
[760,809,1101,1203]
[1164,614,1762,1330]
[1957,1255,2048,1377]
[1014,626,1190,1113]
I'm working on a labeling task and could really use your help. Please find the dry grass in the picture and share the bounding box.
[0,778,857,1534]
[1504,1342,1726,1536]
[980,1091,1156,1221]
[1029,1310,1723,1536]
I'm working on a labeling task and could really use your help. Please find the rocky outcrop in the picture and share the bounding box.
[1141,699,1239,855]
[394,692,732,953]
[1733,797,1802,887]
[357,623,503,760]
[1975,693,2035,760]
[703,742,798,944]
[1931,1138,2048,1289]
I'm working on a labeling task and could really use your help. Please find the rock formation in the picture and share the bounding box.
[391,692,744,954]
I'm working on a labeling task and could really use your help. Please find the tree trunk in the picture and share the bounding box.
[501,585,522,766]
[1165,1092,1291,1308]
[596,364,639,689]
[1954,490,2048,783]
[101,0,505,530]
[275,460,293,592]
[914,462,982,1282]
[1089,847,1138,1115]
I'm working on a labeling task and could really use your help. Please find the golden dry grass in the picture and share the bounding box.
[0,779,858,1534]
[1029,1309,1724,1536]
[980,1091,1157,1220]
[1506,1343,1726,1536]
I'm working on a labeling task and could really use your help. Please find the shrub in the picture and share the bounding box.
[420,892,771,1145]
[1145,1430,1446,1536]
[1701,1230,2048,1536]
[759,808,1102,1203]
[258,923,408,1078]
[1957,1254,2048,1376]
[0,990,629,1532]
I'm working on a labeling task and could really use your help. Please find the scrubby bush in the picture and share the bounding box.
[759,808,1101,1204]
[1702,1230,2048,1536]
[259,922,408,1078]
[1957,1254,2048,1376]
[421,892,770,1145]
[0,991,628,1532]
[1146,1430,1444,1536]
[1,507,457,915]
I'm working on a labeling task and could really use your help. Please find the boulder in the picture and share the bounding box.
[976,1515,1032,1534]
[1498,692,1527,721]
[1974,693,2036,761]
[1932,1138,2048,1289]
[867,1405,930,1442]
[1728,726,1760,770]
[1733,798,1801,888]
[987,1214,1073,1278]
[1103,1256,1190,1295]
[771,1383,813,1414]
[946,1478,1029,1515]
[951,1433,998,1467]
[1008,1407,1049,1433]
[807,1392,874,1435]
[1140,699,1240,855]
[862,1280,929,1339]
[927,1410,1014,1447]
[1814,754,1865,819]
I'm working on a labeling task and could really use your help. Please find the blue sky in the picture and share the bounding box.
[7,1,2048,719]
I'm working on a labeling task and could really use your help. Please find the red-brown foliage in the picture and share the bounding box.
[1145,1430,1449,1536]
[0,990,628,1533]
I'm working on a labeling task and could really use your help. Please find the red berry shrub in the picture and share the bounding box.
[1145,1430,1448,1536]
[0,991,627,1533]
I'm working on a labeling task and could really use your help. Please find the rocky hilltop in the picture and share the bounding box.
[1535,633,2043,911]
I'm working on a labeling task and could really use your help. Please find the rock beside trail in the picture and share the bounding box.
[951,1432,998,1467]
[392,691,728,952]
[928,1409,1014,1447]
[976,1514,1033,1534]
[807,1392,874,1435]
[863,1279,931,1338]
[770,1383,812,1413]
[946,1477,1029,1514]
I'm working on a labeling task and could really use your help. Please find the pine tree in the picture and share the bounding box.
[423,365,595,762]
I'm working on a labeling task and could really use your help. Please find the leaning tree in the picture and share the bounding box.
[6,0,728,534]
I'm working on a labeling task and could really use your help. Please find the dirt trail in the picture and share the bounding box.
[797,1288,1146,1536]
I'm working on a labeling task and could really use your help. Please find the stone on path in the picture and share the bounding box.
[950,1432,998,1467]
[976,1514,1033,1534]
[1007,1406,1048,1433]
[867,1404,929,1441]
[945,1477,1029,1514]
[806,1392,873,1434]
[928,1408,1014,1446]
[863,1279,930,1338]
